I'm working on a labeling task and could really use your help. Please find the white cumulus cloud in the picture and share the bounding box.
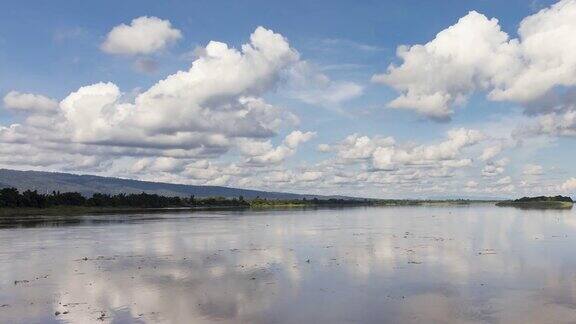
[373,0,576,120]
[101,16,182,55]
[561,178,576,191]
[371,128,484,170]
[244,131,316,166]
[0,27,307,175]
[523,164,543,175]
[3,91,58,112]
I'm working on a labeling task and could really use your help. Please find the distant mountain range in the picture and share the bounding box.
[0,169,324,199]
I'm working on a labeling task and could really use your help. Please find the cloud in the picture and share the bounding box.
[3,91,58,112]
[371,11,511,120]
[297,171,323,182]
[141,157,187,173]
[323,128,483,174]
[480,144,503,161]
[489,0,576,102]
[251,167,329,188]
[0,27,304,176]
[372,0,576,120]
[264,170,293,183]
[61,27,300,149]
[371,128,484,170]
[317,144,331,153]
[524,110,576,137]
[2,16,569,199]
[561,178,576,191]
[441,159,472,168]
[101,16,182,55]
[243,131,316,166]
[482,158,509,177]
[496,176,512,185]
[466,180,478,188]
[319,38,387,52]
[336,134,395,161]
[284,61,363,107]
[523,164,543,175]
[284,130,316,149]
[182,160,233,185]
[2,26,384,196]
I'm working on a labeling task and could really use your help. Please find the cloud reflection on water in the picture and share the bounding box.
[1,206,576,323]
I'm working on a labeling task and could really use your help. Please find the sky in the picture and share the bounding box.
[1,0,576,199]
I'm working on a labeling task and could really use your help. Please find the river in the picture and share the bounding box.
[1,205,575,323]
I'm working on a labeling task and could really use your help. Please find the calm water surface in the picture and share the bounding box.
[1,205,576,323]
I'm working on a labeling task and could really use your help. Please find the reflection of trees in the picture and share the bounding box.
[2,207,576,323]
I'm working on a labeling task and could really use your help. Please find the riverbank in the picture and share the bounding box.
[0,199,499,218]
[495,196,574,209]
[496,201,574,209]
[0,205,252,217]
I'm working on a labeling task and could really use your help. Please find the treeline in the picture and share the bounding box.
[2,188,469,210]
[0,188,383,210]
[514,196,573,203]
[250,197,376,207]
[0,188,250,209]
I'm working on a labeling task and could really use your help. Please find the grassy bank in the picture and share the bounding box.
[0,205,252,217]
[495,196,574,210]
[496,201,574,209]
[0,199,497,217]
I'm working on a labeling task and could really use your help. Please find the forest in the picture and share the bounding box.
[0,188,378,210]
[0,188,479,211]
[0,188,250,209]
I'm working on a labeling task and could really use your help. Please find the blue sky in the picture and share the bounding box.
[1,0,575,198]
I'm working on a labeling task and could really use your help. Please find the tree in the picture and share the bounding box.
[0,188,20,207]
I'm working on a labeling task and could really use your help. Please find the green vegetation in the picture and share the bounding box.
[246,197,483,208]
[0,188,249,210]
[496,196,574,209]
[250,197,372,208]
[0,187,497,217]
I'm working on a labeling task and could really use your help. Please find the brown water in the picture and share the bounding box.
[1,205,575,323]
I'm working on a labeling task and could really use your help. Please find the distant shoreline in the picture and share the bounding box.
[496,196,574,209]
[0,200,500,218]
[496,201,574,209]
[0,205,248,217]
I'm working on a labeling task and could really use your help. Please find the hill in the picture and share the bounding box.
[0,169,317,200]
